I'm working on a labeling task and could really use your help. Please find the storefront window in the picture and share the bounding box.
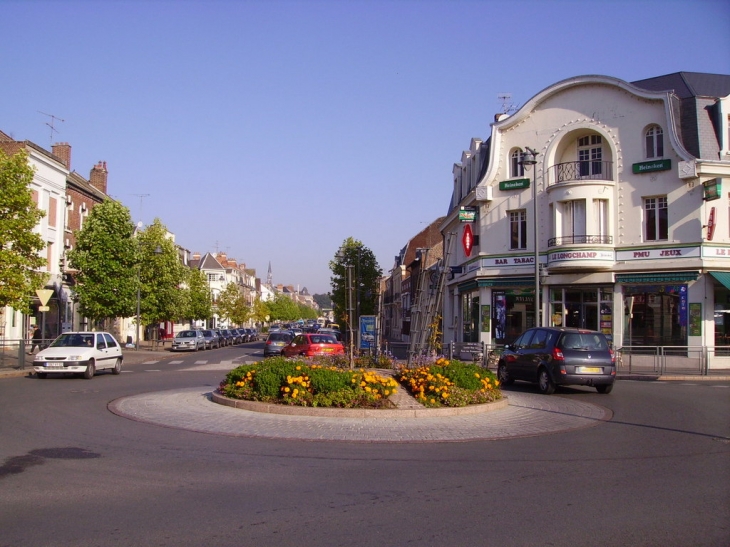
[623,285,686,346]
[548,287,613,340]
[462,293,480,343]
[492,290,535,345]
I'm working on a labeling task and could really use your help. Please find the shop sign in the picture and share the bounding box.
[702,246,730,257]
[616,246,700,261]
[703,178,722,201]
[548,249,615,263]
[632,159,671,174]
[499,178,530,191]
[707,207,716,241]
[462,224,473,257]
[482,255,535,267]
[459,206,477,222]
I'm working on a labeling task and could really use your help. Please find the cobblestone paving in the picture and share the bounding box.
[109,387,611,443]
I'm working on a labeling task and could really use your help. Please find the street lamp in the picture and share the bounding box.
[520,147,540,327]
[336,248,355,369]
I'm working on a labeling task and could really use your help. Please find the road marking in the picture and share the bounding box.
[169,360,184,364]
[145,369,161,372]
[141,360,160,365]
[194,360,208,365]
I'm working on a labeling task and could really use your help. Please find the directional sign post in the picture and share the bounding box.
[36,289,54,346]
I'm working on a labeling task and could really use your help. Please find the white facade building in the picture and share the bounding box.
[442,72,730,365]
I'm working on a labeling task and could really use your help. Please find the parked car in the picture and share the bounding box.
[264,331,294,357]
[318,328,342,342]
[282,333,345,358]
[33,331,123,379]
[497,327,616,394]
[228,329,242,344]
[172,329,206,352]
[242,328,254,342]
[221,329,233,346]
[201,329,220,349]
[213,329,228,346]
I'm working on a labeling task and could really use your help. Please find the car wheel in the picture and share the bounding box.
[596,383,614,394]
[112,358,122,375]
[194,343,199,352]
[83,360,95,380]
[37,372,47,379]
[497,363,514,386]
[537,368,555,395]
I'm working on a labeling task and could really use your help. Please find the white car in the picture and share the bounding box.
[33,331,123,379]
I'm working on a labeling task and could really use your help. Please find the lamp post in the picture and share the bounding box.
[336,248,355,369]
[520,147,540,327]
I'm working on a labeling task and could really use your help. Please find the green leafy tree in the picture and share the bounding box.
[329,237,382,333]
[0,149,47,312]
[217,282,249,326]
[184,267,212,327]
[67,199,137,327]
[250,296,270,326]
[267,293,299,322]
[313,293,332,309]
[297,302,318,320]
[137,219,187,326]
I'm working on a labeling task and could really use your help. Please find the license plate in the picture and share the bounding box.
[47,363,64,369]
[322,348,333,353]
[579,366,602,374]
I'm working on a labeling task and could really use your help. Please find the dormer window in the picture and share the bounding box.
[645,125,664,158]
[510,149,524,178]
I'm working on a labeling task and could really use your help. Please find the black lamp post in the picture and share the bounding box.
[520,147,540,327]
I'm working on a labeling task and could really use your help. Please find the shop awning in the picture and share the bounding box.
[615,271,699,284]
[709,271,730,290]
[458,277,534,293]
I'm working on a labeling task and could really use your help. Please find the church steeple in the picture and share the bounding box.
[267,261,273,287]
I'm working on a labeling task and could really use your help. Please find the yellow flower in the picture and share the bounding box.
[296,366,301,370]
[283,387,290,392]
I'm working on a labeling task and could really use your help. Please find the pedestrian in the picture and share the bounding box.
[29,326,42,354]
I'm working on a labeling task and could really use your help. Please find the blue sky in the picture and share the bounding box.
[3,0,729,294]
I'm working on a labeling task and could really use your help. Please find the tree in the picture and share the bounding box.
[137,219,187,326]
[184,267,212,327]
[250,296,270,326]
[329,237,382,333]
[67,199,137,327]
[217,282,249,326]
[0,149,47,313]
[267,293,299,322]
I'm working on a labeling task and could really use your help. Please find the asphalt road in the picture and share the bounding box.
[1,342,728,547]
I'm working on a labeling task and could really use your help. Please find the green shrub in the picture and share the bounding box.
[308,367,352,393]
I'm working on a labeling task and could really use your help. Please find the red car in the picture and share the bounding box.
[282,333,344,358]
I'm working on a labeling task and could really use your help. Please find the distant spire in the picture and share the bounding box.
[267,261,273,287]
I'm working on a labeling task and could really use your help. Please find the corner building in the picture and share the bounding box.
[441,72,730,364]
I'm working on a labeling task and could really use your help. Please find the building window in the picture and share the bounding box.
[594,199,609,238]
[560,200,586,241]
[578,135,603,177]
[644,196,668,241]
[645,126,664,158]
[509,210,527,250]
[510,149,524,178]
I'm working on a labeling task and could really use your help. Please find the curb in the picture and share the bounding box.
[211,390,509,418]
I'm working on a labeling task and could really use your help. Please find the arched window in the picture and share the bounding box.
[510,149,524,178]
[645,125,664,158]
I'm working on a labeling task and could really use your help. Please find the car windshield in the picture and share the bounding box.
[50,334,94,348]
[560,333,608,350]
[178,331,196,338]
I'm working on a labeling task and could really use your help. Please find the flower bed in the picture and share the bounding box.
[219,356,399,408]
[395,357,502,408]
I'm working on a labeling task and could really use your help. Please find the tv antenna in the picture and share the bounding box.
[38,111,64,145]
[497,93,518,114]
[130,193,150,224]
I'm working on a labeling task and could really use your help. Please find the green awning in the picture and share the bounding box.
[458,277,534,293]
[616,271,698,284]
[710,271,730,290]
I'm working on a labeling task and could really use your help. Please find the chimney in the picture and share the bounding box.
[52,142,72,169]
[192,252,201,260]
[89,161,108,194]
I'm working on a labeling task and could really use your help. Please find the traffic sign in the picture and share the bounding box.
[36,289,53,306]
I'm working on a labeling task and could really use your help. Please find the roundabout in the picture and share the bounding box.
[109,386,612,442]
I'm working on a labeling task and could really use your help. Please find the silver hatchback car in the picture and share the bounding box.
[172,330,206,351]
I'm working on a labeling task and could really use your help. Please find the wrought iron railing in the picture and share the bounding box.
[552,161,613,184]
[548,235,613,247]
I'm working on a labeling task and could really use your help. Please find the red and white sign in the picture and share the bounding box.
[707,207,716,241]
[462,224,473,257]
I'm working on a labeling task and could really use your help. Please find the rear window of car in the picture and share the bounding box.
[268,333,291,342]
[560,333,608,351]
[310,335,337,344]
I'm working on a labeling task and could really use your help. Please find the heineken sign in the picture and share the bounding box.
[499,178,530,191]
[459,207,477,222]
[632,159,671,174]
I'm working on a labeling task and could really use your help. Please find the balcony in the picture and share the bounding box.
[548,235,613,247]
[552,161,613,184]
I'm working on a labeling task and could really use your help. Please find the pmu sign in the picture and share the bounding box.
[462,223,473,257]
